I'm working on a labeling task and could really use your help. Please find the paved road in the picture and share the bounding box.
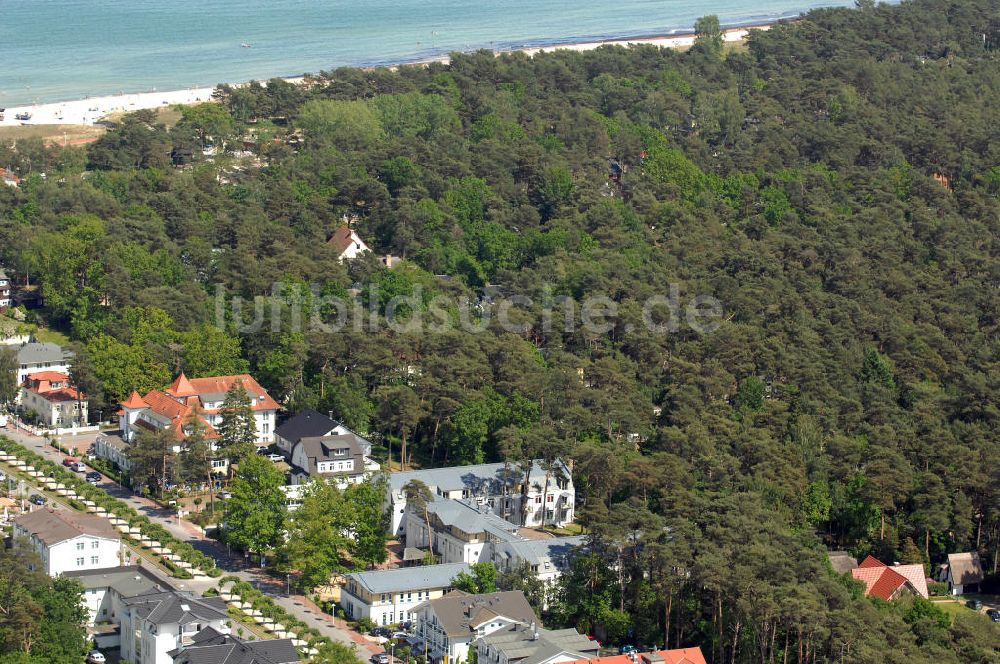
[1,424,378,651]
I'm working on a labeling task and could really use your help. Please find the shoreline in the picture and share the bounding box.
[0,23,772,129]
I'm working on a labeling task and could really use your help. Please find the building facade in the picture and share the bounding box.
[274,409,368,458]
[412,590,538,664]
[12,508,123,576]
[387,460,575,536]
[14,341,72,387]
[477,623,599,664]
[339,562,471,626]
[119,590,232,664]
[0,268,10,310]
[289,434,379,486]
[20,371,87,427]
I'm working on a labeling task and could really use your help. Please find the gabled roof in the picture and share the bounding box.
[328,225,368,255]
[294,434,366,475]
[346,562,471,595]
[499,536,587,568]
[388,459,570,496]
[481,624,599,664]
[25,370,68,382]
[422,590,537,637]
[182,374,279,411]
[168,626,299,664]
[947,552,984,586]
[16,342,72,365]
[64,565,173,598]
[122,590,229,627]
[275,409,340,444]
[13,508,120,546]
[850,556,928,600]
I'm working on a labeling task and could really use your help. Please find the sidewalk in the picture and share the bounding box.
[1,425,366,648]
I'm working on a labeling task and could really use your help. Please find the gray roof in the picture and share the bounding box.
[16,341,72,365]
[499,536,586,567]
[122,590,229,627]
[169,626,299,664]
[828,551,859,575]
[13,508,120,545]
[481,624,598,664]
[346,562,471,595]
[424,590,537,637]
[275,409,340,443]
[64,565,172,598]
[425,498,521,542]
[388,460,569,497]
[293,434,366,476]
[97,433,130,451]
[947,552,984,586]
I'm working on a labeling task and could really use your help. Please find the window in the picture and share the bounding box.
[91,556,99,565]
[534,496,542,504]
[92,541,99,549]
[76,557,85,566]
[547,494,554,502]
[76,542,85,550]
[262,423,270,434]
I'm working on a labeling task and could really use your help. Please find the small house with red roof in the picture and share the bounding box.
[850,555,929,601]
[328,225,370,262]
[119,373,279,473]
[20,370,88,428]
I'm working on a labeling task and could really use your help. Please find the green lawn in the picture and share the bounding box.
[0,314,71,346]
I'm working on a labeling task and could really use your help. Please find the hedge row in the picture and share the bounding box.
[0,436,221,577]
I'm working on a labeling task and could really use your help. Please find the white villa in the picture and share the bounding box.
[339,562,471,626]
[12,508,123,576]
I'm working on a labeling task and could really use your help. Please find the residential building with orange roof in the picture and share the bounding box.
[20,370,88,428]
[850,555,929,601]
[564,650,707,664]
[115,373,279,477]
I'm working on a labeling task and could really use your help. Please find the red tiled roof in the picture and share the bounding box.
[889,564,929,598]
[566,649,708,664]
[184,374,279,412]
[167,372,198,397]
[851,557,929,600]
[26,370,69,382]
[858,555,886,569]
[122,391,148,409]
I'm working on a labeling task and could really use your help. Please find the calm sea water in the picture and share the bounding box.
[1,0,858,105]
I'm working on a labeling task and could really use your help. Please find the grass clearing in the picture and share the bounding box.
[0,124,104,144]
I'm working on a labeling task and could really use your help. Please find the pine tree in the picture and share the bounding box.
[217,379,257,464]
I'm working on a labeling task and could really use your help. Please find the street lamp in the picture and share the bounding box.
[390,641,395,664]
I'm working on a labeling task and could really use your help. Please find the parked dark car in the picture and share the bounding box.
[986,608,1000,622]
[966,599,983,611]
[28,494,46,505]
[369,627,393,638]
[85,472,102,485]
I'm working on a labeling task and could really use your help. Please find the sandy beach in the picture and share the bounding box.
[0,25,767,129]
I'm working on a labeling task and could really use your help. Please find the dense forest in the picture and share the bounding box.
[1,0,999,661]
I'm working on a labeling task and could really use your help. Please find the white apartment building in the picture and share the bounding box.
[387,460,575,536]
[12,508,123,576]
[339,562,471,626]
[119,590,232,664]
[14,341,72,386]
[20,370,88,427]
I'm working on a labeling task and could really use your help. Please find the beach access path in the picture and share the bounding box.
[0,25,767,129]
